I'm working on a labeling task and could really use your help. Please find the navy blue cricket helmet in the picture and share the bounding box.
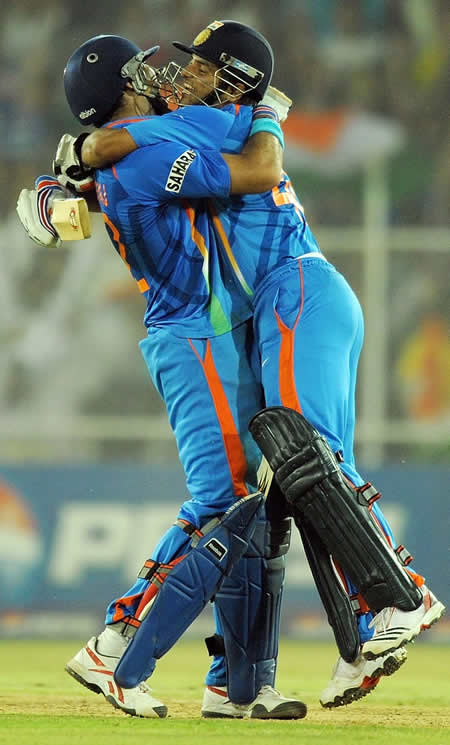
[64,34,160,127]
[173,20,274,101]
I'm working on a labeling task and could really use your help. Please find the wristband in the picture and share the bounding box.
[249,118,284,149]
[252,104,280,123]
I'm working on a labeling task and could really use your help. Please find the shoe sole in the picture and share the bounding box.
[202,711,244,719]
[320,651,407,709]
[362,602,445,660]
[65,661,103,696]
[247,701,307,719]
[65,661,168,718]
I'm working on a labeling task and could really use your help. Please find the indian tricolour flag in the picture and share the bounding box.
[283,109,405,174]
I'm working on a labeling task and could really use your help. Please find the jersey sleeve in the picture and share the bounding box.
[125,107,236,151]
[116,141,231,201]
[220,105,253,153]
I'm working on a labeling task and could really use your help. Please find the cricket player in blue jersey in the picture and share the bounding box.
[17,28,307,720]
[56,19,445,711]
[158,23,444,707]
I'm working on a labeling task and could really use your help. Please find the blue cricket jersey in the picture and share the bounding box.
[211,104,322,298]
[96,106,253,337]
[125,103,322,308]
[96,104,322,336]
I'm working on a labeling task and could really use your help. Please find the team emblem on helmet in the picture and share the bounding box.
[193,28,212,46]
[193,20,224,47]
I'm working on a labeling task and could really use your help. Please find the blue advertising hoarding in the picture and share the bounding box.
[0,462,448,640]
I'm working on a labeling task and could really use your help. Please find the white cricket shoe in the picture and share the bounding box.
[320,647,407,708]
[65,636,168,718]
[201,685,247,718]
[246,685,307,719]
[362,586,445,660]
[202,684,307,719]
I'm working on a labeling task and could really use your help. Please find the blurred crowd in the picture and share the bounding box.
[0,0,448,224]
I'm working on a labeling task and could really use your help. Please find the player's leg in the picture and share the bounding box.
[143,322,264,517]
[140,321,304,714]
[254,257,360,469]
[300,271,445,660]
[131,322,300,707]
[253,258,384,639]
[317,329,411,710]
[114,322,266,686]
[66,322,263,714]
[251,258,444,694]
[65,495,262,714]
[253,258,422,591]
[340,369,441,661]
[203,509,306,719]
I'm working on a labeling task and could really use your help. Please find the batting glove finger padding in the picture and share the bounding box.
[16,176,65,248]
[260,86,293,123]
[53,133,96,193]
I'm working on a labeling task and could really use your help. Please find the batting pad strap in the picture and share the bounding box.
[395,544,413,566]
[191,517,221,547]
[173,518,204,539]
[137,559,159,580]
[113,617,141,640]
[350,593,370,615]
[205,633,225,657]
[356,482,381,507]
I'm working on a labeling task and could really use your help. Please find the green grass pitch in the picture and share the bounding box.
[0,638,449,745]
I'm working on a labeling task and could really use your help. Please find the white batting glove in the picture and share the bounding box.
[16,175,66,248]
[53,133,96,193]
[260,86,293,123]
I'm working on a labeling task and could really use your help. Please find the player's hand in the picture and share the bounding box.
[53,133,96,193]
[16,175,65,248]
[260,86,292,123]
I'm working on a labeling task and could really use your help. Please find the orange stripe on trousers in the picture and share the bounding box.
[188,338,249,497]
[111,592,145,623]
[274,258,304,412]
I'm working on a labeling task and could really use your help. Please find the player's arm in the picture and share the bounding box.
[80,127,281,193]
[217,89,291,192]
[223,91,291,192]
[82,96,288,193]
[80,106,236,168]
[82,129,138,168]
[222,131,282,193]
[56,91,290,195]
